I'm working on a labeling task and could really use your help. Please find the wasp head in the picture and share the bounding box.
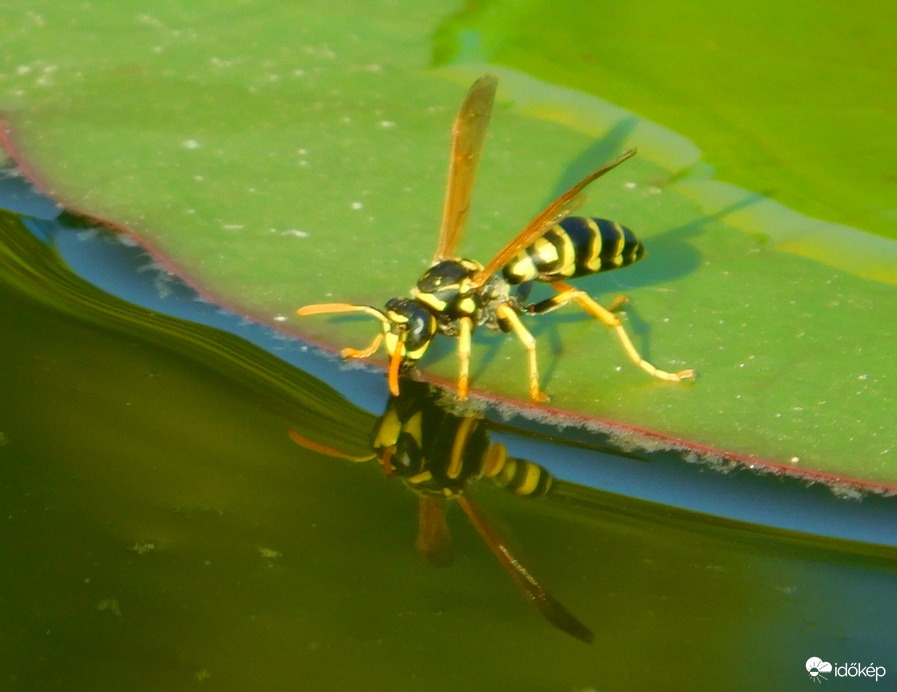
[383,298,437,363]
[295,296,437,396]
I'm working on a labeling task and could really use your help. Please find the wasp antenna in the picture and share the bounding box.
[296,303,391,326]
[288,428,376,462]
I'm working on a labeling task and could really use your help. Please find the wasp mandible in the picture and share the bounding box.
[297,75,695,401]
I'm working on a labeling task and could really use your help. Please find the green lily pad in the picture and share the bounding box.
[435,0,897,242]
[0,1,894,486]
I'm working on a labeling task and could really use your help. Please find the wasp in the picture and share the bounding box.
[297,75,695,401]
[289,379,593,643]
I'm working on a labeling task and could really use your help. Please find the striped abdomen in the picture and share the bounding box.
[502,216,645,285]
[481,443,553,498]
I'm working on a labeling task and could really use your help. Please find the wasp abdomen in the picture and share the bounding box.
[502,216,645,285]
[482,443,553,497]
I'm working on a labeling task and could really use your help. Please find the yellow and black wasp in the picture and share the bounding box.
[297,75,695,401]
[289,379,593,643]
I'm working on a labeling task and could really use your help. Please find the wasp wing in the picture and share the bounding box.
[416,495,454,566]
[471,147,637,287]
[455,494,594,643]
[433,75,498,262]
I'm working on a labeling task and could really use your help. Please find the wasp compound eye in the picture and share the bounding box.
[385,298,437,355]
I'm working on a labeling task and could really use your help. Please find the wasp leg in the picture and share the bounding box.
[540,281,696,383]
[527,293,627,316]
[496,304,548,402]
[457,316,473,399]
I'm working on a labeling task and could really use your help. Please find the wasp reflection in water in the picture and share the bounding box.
[289,379,593,644]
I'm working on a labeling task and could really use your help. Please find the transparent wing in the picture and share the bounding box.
[472,148,637,287]
[455,495,594,643]
[415,495,454,566]
[433,75,498,261]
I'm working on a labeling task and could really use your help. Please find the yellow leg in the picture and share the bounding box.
[496,304,548,403]
[457,316,473,399]
[551,282,695,382]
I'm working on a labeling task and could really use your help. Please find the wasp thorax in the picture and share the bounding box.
[412,258,484,320]
[384,297,437,361]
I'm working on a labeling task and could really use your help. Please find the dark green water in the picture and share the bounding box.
[1,208,895,691]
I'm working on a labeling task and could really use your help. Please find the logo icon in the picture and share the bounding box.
[807,657,832,684]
